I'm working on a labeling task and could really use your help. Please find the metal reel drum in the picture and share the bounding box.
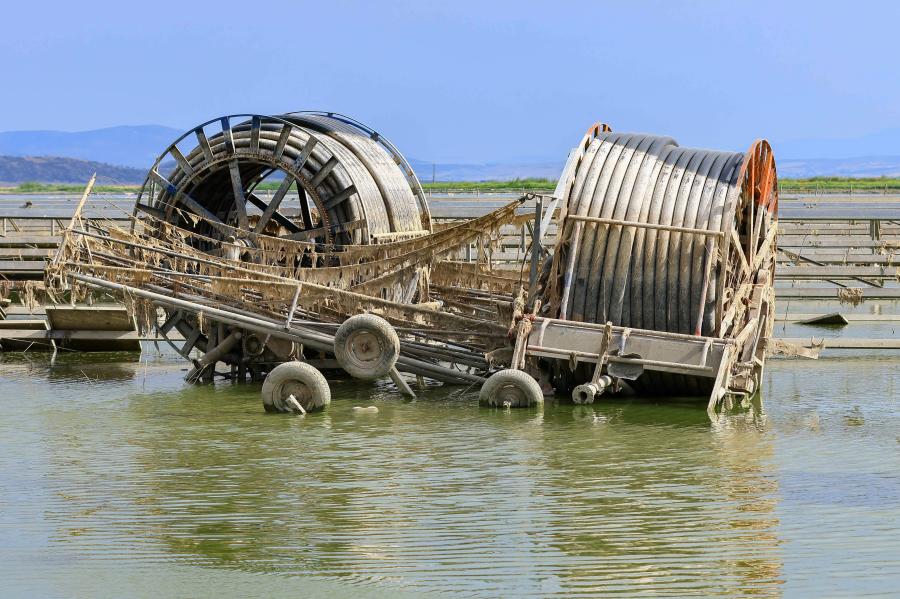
[544,126,778,396]
[135,112,430,248]
[134,112,431,378]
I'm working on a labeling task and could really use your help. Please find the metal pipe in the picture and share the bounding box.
[525,345,714,374]
[71,273,481,385]
[568,207,725,237]
[558,220,583,320]
[196,330,242,368]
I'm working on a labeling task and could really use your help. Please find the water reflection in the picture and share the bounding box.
[1,351,143,384]
[104,385,783,597]
[9,356,900,597]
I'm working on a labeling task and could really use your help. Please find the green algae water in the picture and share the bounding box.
[1,350,898,598]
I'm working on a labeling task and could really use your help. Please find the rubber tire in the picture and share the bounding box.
[334,314,400,380]
[262,361,331,414]
[479,369,544,408]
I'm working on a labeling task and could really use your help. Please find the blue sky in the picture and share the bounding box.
[2,0,899,162]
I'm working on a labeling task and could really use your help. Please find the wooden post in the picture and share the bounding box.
[69,173,97,230]
[389,367,416,398]
[870,219,881,241]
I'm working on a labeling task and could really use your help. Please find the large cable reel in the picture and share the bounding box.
[132,111,432,379]
[134,111,430,248]
[543,124,778,395]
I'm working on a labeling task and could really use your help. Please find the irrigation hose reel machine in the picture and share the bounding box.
[132,111,433,381]
[494,122,779,413]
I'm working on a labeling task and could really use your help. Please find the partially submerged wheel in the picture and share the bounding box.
[333,313,400,380]
[262,361,331,413]
[479,369,544,408]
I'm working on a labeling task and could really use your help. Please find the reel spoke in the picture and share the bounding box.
[227,159,250,230]
[247,192,300,234]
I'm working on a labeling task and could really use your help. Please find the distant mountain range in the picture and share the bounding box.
[407,159,564,183]
[773,128,900,160]
[0,125,182,169]
[0,125,897,183]
[407,156,900,182]
[776,156,900,178]
[4,153,898,186]
[408,156,900,181]
[0,156,147,185]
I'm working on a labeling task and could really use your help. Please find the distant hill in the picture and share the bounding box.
[774,128,900,160]
[0,121,898,184]
[0,125,182,168]
[0,156,147,185]
[408,156,900,182]
[408,158,563,183]
[777,156,900,178]
[4,153,899,187]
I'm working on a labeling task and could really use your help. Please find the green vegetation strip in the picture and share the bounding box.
[420,178,557,192]
[0,182,139,194]
[2,177,900,195]
[252,177,559,192]
[778,177,900,193]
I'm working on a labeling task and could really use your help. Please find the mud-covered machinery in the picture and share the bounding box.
[48,111,527,412]
[48,112,778,418]
[138,112,431,245]
[131,112,437,378]
[483,123,778,415]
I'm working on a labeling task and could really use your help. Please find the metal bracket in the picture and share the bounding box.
[588,322,612,385]
[571,321,615,403]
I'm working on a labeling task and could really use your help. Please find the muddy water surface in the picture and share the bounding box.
[0,350,898,597]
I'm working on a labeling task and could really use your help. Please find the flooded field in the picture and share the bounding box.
[1,190,898,596]
[1,347,898,597]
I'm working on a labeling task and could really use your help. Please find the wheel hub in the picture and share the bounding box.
[280,380,312,409]
[496,383,528,406]
[348,330,383,366]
